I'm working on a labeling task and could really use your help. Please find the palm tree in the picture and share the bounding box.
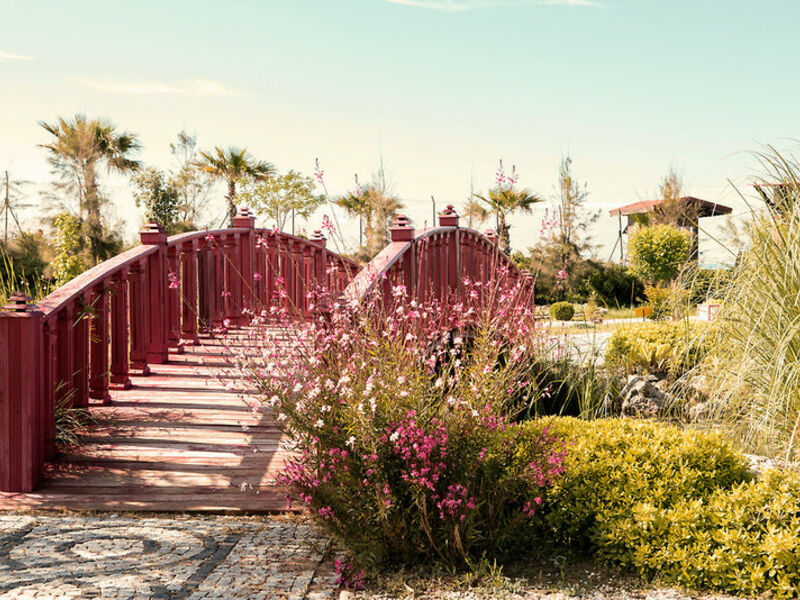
[337,184,403,258]
[466,187,544,253]
[39,113,141,264]
[194,147,274,226]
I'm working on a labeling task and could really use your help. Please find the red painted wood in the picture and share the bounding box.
[180,241,200,344]
[128,261,150,375]
[0,213,361,495]
[110,271,132,390]
[166,245,181,350]
[89,284,111,405]
[142,224,169,364]
[0,294,44,492]
[72,299,90,408]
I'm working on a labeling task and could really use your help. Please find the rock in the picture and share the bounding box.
[687,400,718,422]
[621,375,670,418]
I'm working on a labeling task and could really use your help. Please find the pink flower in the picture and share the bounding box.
[253,272,263,281]
[556,269,567,281]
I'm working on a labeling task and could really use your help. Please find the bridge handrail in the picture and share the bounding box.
[343,206,534,308]
[0,207,359,493]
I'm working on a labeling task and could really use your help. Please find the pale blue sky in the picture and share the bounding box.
[1,0,798,260]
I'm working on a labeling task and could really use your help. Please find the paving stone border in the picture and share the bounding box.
[0,515,337,600]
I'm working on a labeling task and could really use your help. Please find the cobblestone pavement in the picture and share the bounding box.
[0,515,338,600]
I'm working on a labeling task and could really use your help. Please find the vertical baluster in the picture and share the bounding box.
[266,234,277,312]
[128,261,150,375]
[233,208,255,323]
[72,297,90,407]
[110,270,132,390]
[42,319,57,460]
[89,284,111,405]
[212,237,225,325]
[222,233,235,324]
[181,240,200,345]
[166,245,182,351]
[197,241,210,331]
[56,307,75,406]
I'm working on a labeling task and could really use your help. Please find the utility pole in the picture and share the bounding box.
[431,195,436,226]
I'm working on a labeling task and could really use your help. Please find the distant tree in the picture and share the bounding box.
[239,170,323,232]
[169,131,211,228]
[194,146,274,226]
[554,155,598,251]
[465,161,544,253]
[627,224,691,284]
[337,181,403,259]
[51,213,88,285]
[39,113,141,264]
[132,167,182,234]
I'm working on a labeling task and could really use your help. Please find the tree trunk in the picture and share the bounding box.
[227,180,237,227]
[498,214,511,255]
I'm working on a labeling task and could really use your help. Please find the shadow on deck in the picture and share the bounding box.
[0,333,290,514]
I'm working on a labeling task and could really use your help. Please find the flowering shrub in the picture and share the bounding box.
[234,277,567,570]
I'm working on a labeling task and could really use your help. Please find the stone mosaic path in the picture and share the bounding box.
[0,515,337,599]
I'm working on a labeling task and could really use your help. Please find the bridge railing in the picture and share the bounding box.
[343,205,535,310]
[0,207,359,492]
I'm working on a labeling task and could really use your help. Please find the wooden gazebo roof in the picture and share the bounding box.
[609,196,732,218]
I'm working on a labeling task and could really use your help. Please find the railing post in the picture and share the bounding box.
[438,205,460,298]
[55,306,75,407]
[389,215,416,301]
[233,207,256,324]
[140,223,169,364]
[0,292,44,492]
[180,240,200,345]
[109,270,132,390]
[128,260,150,375]
[166,245,182,352]
[88,283,111,405]
[197,239,211,331]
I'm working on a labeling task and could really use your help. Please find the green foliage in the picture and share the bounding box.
[132,167,182,233]
[534,418,800,599]
[194,146,274,226]
[582,262,645,307]
[39,113,141,265]
[682,267,732,305]
[51,213,88,286]
[336,184,403,260]
[549,301,574,321]
[627,224,691,284]
[644,283,689,320]
[604,320,711,376]
[240,170,323,231]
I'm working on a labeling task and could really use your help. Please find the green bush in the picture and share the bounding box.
[549,301,575,321]
[582,262,645,307]
[604,320,710,375]
[532,418,800,599]
[684,267,732,305]
[628,224,691,284]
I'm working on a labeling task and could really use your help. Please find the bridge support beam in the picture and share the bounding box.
[141,223,169,364]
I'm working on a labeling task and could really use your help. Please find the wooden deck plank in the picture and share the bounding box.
[0,330,292,514]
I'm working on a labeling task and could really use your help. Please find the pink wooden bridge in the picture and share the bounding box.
[0,207,532,512]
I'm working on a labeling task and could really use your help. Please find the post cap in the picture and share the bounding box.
[438,205,460,227]
[390,215,415,242]
[311,230,327,248]
[139,222,168,245]
[233,206,256,229]
[2,291,38,312]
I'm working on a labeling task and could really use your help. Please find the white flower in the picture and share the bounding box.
[389,431,400,443]
[315,419,324,428]
[346,436,356,448]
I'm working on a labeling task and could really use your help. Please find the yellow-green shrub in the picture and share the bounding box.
[604,320,710,375]
[549,301,575,321]
[529,418,800,598]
